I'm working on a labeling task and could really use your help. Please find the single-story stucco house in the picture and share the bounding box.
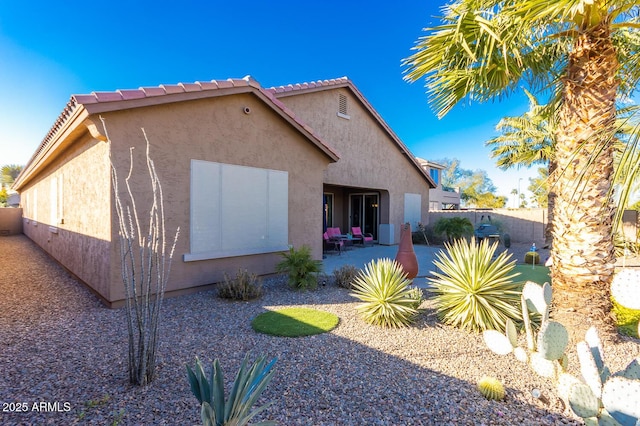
[13,76,434,307]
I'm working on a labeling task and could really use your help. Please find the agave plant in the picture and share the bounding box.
[429,237,521,332]
[350,258,419,328]
[186,353,277,426]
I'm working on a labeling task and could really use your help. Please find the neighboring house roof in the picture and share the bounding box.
[268,77,436,189]
[14,76,340,191]
[7,192,20,207]
[416,157,445,170]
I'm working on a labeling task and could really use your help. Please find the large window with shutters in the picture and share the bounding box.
[185,160,289,261]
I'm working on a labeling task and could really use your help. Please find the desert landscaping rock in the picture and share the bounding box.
[1,235,638,425]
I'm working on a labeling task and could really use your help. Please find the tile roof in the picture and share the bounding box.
[266,77,350,95]
[18,77,340,187]
[267,77,436,188]
[18,74,433,189]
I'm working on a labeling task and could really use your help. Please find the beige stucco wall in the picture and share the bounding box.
[429,187,461,209]
[0,208,23,235]
[277,88,430,242]
[103,93,331,302]
[20,133,112,300]
[428,208,548,245]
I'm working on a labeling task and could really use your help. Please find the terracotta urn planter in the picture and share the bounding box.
[395,222,418,279]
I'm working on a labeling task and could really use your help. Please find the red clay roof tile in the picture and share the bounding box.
[215,80,234,89]
[118,89,146,100]
[179,82,202,92]
[140,86,166,97]
[94,92,123,102]
[196,81,219,90]
[72,94,98,104]
[160,84,185,94]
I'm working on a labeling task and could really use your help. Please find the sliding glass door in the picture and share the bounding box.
[349,193,379,240]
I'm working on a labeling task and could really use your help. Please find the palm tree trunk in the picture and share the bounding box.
[551,21,618,336]
[546,160,556,246]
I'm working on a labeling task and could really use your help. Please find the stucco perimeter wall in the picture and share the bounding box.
[0,208,23,235]
[428,208,548,245]
[278,88,430,243]
[104,93,330,303]
[20,134,112,301]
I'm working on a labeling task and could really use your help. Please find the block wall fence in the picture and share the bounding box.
[0,208,23,236]
[428,208,639,247]
[428,208,548,246]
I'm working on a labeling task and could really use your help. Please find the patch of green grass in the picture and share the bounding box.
[252,307,339,337]
[612,298,640,338]
[512,265,550,285]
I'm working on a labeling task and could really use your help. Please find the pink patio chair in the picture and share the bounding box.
[326,227,343,239]
[352,227,374,246]
[323,232,343,255]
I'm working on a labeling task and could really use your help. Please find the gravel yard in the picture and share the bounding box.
[1,235,638,425]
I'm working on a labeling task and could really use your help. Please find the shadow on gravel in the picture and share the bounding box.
[0,235,581,425]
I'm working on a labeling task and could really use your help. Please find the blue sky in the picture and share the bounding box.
[0,0,539,203]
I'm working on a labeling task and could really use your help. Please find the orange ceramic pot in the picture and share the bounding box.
[395,222,418,279]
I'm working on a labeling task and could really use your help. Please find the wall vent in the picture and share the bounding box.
[337,94,350,119]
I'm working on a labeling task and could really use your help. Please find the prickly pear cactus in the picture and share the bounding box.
[569,330,640,425]
[483,329,514,356]
[530,351,558,378]
[618,357,640,380]
[522,281,549,315]
[585,327,608,381]
[568,382,599,419]
[611,269,640,310]
[557,373,582,402]
[537,320,569,361]
[513,347,528,363]
[577,340,604,399]
[601,376,640,426]
[506,318,518,348]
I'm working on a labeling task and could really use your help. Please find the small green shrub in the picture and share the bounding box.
[333,265,361,289]
[502,233,511,248]
[407,286,424,310]
[276,246,322,290]
[429,237,522,332]
[186,353,277,426]
[351,258,419,328]
[217,269,263,301]
[524,251,540,265]
[612,298,640,338]
[433,217,474,243]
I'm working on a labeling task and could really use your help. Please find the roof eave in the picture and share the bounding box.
[13,104,91,191]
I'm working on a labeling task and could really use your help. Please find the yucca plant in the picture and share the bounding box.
[350,258,419,328]
[276,246,321,290]
[429,238,521,333]
[186,353,277,426]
